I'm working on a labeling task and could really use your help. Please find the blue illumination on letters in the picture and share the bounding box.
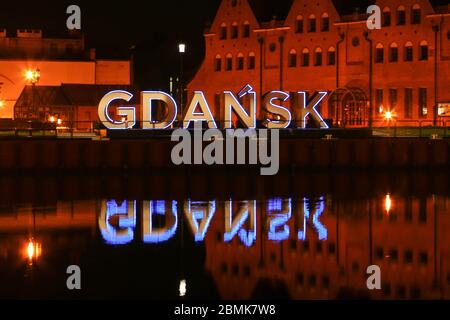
[143,200,178,244]
[185,200,216,242]
[267,198,292,241]
[224,200,257,247]
[298,197,327,241]
[99,200,136,244]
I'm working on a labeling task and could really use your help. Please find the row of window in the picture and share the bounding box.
[219,4,424,40]
[219,21,250,40]
[375,41,429,63]
[288,47,336,67]
[214,53,256,71]
[375,88,428,119]
[375,247,429,265]
[381,5,422,27]
[295,13,329,33]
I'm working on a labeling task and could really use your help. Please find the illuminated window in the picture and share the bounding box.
[383,7,391,27]
[419,40,428,60]
[412,4,421,24]
[236,53,244,70]
[314,47,323,66]
[404,42,413,61]
[308,14,316,32]
[248,52,256,69]
[231,22,238,39]
[397,6,406,25]
[389,43,398,62]
[418,88,427,118]
[295,15,304,33]
[220,23,227,40]
[288,49,297,67]
[327,47,335,65]
[375,43,384,63]
[321,13,329,32]
[376,89,384,113]
[225,53,233,71]
[214,55,222,71]
[404,88,413,119]
[302,48,310,66]
[243,21,250,38]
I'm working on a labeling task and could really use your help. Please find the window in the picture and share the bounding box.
[383,7,391,27]
[405,88,413,119]
[302,48,310,66]
[243,21,250,38]
[248,52,256,69]
[225,54,233,71]
[389,43,398,62]
[412,4,421,24]
[314,48,322,66]
[231,22,238,39]
[419,41,428,61]
[376,89,384,113]
[404,250,413,264]
[389,89,398,109]
[404,42,413,61]
[296,15,304,33]
[321,13,329,32]
[308,15,316,32]
[236,53,244,70]
[327,47,336,65]
[231,0,237,7]
[419,88,427,117]
[375,43,384,63]
[397,6,406,25]
[389,248,399,262]
[220,23,227,40]
[50,43,57,53]
[214,55,222,71]
[288,49,297,67]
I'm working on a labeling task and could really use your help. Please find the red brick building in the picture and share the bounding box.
[188,0,450,127]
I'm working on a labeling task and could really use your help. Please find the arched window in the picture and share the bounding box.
[295,15,304,33]
[214,54,222,71]
[288,49,297,67]
[308,14,316,33]
[314,47,323,66]
[383,7,391,27]
[248,52,256,69]
[236,53,244,70]
[302,48,310,66]
[375,43,384,63]
[225,53,233,71]
[419,40,428,61]
[243,21,250,38]
[404,42,413,61]
[412,4,421,24]
[389,43,398,62]
[327,47,336,65]
[321,13,330,32]
[231,22,239,39]
[220,23,227,40]
[397,6,406,25]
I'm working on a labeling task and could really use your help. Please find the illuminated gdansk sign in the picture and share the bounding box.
[98,85,330,130]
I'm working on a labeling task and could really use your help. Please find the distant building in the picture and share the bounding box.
[188,0,450,127]
[14,84,138,130]
[0,29,131,119]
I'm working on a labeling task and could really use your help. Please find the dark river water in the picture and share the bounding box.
[0,171,448,300]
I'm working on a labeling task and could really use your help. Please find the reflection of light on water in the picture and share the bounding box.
[179,279,187,297]
[385,194,392,213]
[25,239,41,264]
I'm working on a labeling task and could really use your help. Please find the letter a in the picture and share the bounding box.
[66,5,81,30]
[66,265,81,290]
[366,265,381,290]
[367,5,381,30]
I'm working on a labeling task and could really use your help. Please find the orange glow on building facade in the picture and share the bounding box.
[188,0,450,127]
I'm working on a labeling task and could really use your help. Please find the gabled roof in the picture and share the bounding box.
[15,84,138,108]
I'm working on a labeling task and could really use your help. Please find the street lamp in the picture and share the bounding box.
[0,99,4,108]
[25,68,41,121]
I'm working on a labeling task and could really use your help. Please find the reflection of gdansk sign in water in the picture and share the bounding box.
[98,85,329,129]
[98,198,327,245]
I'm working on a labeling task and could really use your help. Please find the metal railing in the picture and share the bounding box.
[0,119,448,139]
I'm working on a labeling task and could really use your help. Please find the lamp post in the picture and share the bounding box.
[178,43,186,126]
[25,68,41,121]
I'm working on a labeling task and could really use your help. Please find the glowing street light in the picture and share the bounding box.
[178,43,186,54]
[49,115,56,123]
[57,118,62,126]
[385,194,392,213]
[179,279,187,297]
[0,100,4,108]
[25,69,41,84]
[25,238,42,265]
[384,111,393,121]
